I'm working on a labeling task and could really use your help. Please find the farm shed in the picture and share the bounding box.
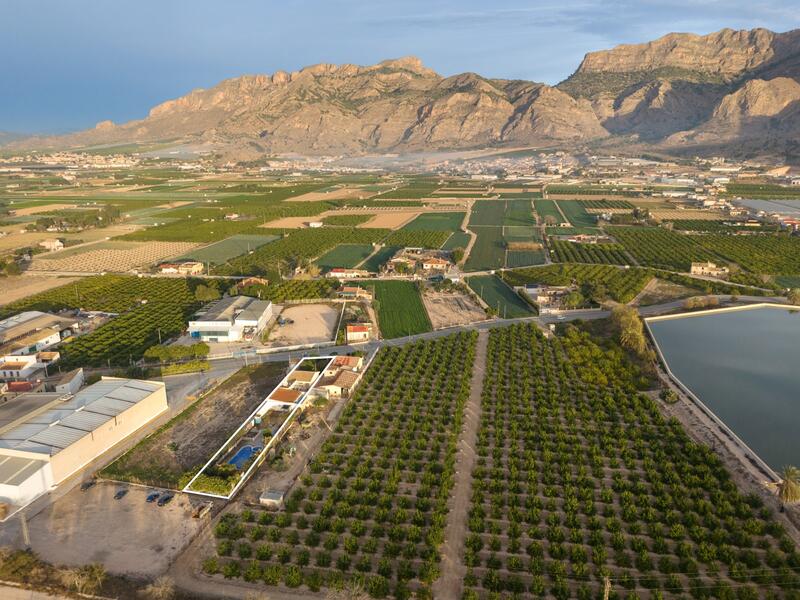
[0,377,167,509]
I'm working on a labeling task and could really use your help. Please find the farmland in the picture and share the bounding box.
[467,275,535,319]
[361,246,401,273]
[549,241,632,266]
[360,281,432,338]
[557,201,599,228]
[612,228,718,271]
[469,201,506,227]
[533,199,564,224]
[0,274,196,315]
[382,230,451,249]
[464,227,505,271]
[215,228,389,277]
[0,275,199,366]
[693,234,800,275]
[321,214,372,227]
[463,323,797,599]
[502,265,653,304]
[442,232,471,252]
[204,333,477,596]
[29,241,197,273]
[315,244,376,270]
[402,212,465,231]
[502,199,535,227]
[178,234,279,264]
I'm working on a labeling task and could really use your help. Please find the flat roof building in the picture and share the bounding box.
[0,311,75,356]
[188,296,272,343]
[0,378,168,509]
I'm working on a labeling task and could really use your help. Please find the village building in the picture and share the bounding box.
[0,312,76,357]
[338,286,372,300]
[38,239,64,252]
[690,262,730,278]
[158,261,204,275]
[326,268,371,279]
[345,324,372,344]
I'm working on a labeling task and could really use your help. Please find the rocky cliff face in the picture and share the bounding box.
[10,28,800,160]
[17,57,605,156]
[557,28,800,156]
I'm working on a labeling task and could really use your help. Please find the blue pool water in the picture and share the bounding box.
[228,445,262,470]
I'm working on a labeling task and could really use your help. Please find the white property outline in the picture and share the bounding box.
[182,355,337,500]
[644,303,795,482]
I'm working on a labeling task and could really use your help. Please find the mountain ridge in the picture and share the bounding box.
[8,27,800,161]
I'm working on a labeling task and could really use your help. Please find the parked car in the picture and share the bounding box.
[80,480,96,492]
[157,494,174,507]
[146,492,161,503]
[114,489,128,500]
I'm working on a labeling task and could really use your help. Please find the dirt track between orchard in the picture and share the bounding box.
[432,330,487,600]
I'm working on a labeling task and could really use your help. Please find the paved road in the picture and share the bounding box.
[0,586,71,600]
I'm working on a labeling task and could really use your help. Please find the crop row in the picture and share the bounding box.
[549,241,632,266]
[462,323,798,599]
[502,265,652,304]
[206,332,478,597]
[612,228,718,272]
[1,275,196,316]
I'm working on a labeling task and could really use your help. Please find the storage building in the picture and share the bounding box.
[0,378,167,508]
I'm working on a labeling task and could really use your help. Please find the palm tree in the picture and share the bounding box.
[778,466,800,511]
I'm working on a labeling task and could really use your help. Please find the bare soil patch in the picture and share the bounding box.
[26,482,205,578]
[266,303,339,346]
[102,363,287,488]
[634,277,697,306]
[359,210,420,229]
[0,275,80,305]
[9,203,77,216]
[423,290,486,328]
[287,185,376,202]
[651,209,726,220]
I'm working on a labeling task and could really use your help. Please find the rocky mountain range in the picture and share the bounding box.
[9,27,800,161]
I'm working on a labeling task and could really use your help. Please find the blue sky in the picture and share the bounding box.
[3,0,800,133]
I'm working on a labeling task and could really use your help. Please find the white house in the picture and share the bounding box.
[188,296,273,342]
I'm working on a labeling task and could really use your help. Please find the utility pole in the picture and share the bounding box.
[603,576,611,600]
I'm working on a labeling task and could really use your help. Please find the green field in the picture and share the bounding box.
[360,245,400,272]
[441,231,471,251]
[467,275,536,318]
[463,227,505,271]
[402,212,465,231]
[360,281,432,338]
[502,198,535,226]
[533,199,563,224]
[468,200,506,227]
[178,234,279,264]
[557,199,599,227]
[506,249,546,267]
[314,244,375,269]
[503,226,541,242]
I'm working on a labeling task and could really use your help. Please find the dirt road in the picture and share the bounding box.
[432,330,487,600]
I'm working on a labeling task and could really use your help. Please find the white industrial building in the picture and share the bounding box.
[188,296,272,342]
[0,378,168,509]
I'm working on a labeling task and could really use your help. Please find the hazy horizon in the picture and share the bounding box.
[4,0,800,134]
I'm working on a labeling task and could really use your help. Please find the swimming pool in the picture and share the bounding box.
[228,445,262,470]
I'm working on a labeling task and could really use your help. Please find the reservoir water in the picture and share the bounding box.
[647,305,800,471]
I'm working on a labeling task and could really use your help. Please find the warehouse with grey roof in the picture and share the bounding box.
[0,377,167,509]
